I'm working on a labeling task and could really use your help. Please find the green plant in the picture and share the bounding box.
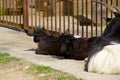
[26,64,80,80]
[27,65,53,74]
[56,74,78,80]
[0,52,16,64]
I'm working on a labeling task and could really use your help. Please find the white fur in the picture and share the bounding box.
[88,44,120,74]
[74,35,81,38]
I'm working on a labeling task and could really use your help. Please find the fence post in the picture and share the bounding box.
[23,0,28,30]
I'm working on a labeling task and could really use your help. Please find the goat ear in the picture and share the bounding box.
[102,17,112,22]
[113,12,120,17]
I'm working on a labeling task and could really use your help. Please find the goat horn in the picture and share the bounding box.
[92,1,115,12]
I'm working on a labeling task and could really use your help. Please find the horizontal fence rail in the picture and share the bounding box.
[0,0,119,38]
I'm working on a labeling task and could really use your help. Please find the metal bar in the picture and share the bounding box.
[38,1,41,27]
[35,0,37,27]
[100,0,103,35]
[18,0,22,26]
[16,0,19,26]
[91,0,93,37]
[13,0,15,25]
[30,0,33,27]
[5,0,8,24]
[47,0,49,29]
[77,0,79,35]
[23,0,28,29]
[59,0,61,32]
[54,0,57,31]
[0,0,2,23]
[63,1,65,33]
[111,0,113,18]
[68,0,70,33]
[2,0,5,23]
[72,0,74,35]
[86,0,88,38]
[43,10,45,28]
[101,0,103,35]
[81,0,84,37]
[106,0,108,26]
[95,1,98,37]
[116,0,118,6]
[51,0,53,30]
[9,0,12,25]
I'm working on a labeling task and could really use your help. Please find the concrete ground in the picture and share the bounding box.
[0,26,120,80]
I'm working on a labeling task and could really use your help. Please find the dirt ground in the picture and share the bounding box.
[0,60,39,80]
[0,26,120,80]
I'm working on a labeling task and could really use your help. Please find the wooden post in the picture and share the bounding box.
[23,0,28,30]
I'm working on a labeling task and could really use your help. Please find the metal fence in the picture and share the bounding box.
[0,0,119,37]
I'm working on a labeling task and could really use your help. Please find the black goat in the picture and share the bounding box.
[33,27,98,60]
[86,1,120,74]
[34,27,74,57]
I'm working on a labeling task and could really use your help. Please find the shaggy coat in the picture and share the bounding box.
[33,27,97,60]
[86,12,120,74]
[35,28,74,57]
[66,37,97,60]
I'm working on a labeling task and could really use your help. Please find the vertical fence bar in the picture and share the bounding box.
[38,0,40,27]
[95,1,98,36]
[51,0,53,30]
[100,0,103,35]
[106,0,108,26]
[86,0,88,37]
[77,0,79,35]
[72,0,74,34]
[9,0,13,25]
[111,0,113,18]
[2,0,5,23]
[43,7,45,28]
[55,0,57,31]
[59,0,61,32]
[13,0,15,25]
[30,0,33,27]
[81,0,84,37]
[35,0,37,27]
[23,0,28,29]
[91,0,93,37]
[39,0,41,27]
[47,0,49,29]
[63,1,65,33]
[0,0,3,23]
[116,0,118,6]
[16,0,18,25]
[5,0,7,24]
[68,0,70,33]
[19,0,22,26]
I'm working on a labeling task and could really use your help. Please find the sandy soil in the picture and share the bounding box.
[0,26,120,80]
[0,60,39,80]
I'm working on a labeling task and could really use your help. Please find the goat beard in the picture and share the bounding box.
[87,44,120,74]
